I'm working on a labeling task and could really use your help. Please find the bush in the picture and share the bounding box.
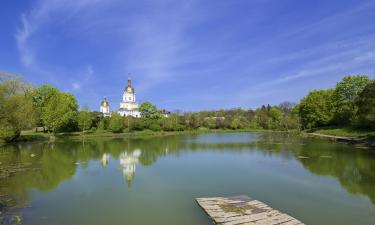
[109,113,124,133]
[0,125,20,142]
[149,122,162,131]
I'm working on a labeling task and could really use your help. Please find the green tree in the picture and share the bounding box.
[0,77,37,141]
[109,113,124,133]
[333,75,371,125]
[97,117,109,130]
[203,118,217,129]
[41,92,78,133]
[90,111,103,129]
[161,115,179,131]
[355,81,375,128]
[268,107,282,129]
[230,118,243,129]
[32,84,59,128]
[298,89,334,129]
[186,113,202,129]
[139,101,161,119]
[149,120,162,131]
[77,107,92,132]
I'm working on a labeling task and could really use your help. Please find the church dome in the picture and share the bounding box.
[125,79,135,93]
[101,98,109,107]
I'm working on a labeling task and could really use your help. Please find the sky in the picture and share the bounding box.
[0,0,375,111]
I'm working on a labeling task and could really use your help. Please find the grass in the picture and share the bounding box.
[311,127,375,138]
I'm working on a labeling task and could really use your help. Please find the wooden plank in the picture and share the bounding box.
[196,196,304,225]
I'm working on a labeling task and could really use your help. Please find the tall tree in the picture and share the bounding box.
[109,113,124,133]
[139,101,161,119]
[298,89,334,129]
[32,85,60,128]
[333,75,371,125]
[41,92,78,133]
[0,77,37,141]
[77,107,92,132]
[355,81,375,128]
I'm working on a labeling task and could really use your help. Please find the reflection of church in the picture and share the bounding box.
[101,153,110,167]
[119,149,141,188]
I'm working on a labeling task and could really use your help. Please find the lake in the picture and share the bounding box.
[1,132,375,225]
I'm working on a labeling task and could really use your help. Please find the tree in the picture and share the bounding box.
[278,101,296,114]
[203,118,217,129]
[41,92,78,133]
[268,107,282,129]
[32,85,59,128]
[77,107,92,132]
[355,81,375,128]
[333,75,371,125]
[139,101,161,119]
[298,89,334,129]
[0,77,37,141]
[98,117,109,130]
[186,113,202,129]
[109,113,124,133]
[230,118,244,129]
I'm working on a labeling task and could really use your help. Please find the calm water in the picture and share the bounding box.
[1,132,375,225]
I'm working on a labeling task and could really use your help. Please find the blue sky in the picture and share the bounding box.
[1,0,375,111]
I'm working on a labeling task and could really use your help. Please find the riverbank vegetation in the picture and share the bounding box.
[1,72,374,143]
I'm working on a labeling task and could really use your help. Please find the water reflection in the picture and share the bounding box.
[119,149,141,188]
[101,153,109,167]
[0,133,375,223]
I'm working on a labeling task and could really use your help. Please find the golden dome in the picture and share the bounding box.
[125,79,135,93]
[100,98,109,107]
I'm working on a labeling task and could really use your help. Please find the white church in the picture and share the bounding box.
[100,78,141,117]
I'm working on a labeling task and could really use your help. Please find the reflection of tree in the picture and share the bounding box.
[1,132,375,218]
[293,141,375,204]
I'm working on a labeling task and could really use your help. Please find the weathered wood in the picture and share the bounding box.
[196,196,304,225]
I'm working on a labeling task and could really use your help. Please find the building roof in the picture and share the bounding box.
[100,97,109,107]
[125,79,135,93]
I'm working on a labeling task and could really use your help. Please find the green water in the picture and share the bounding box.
[1,132,375,225]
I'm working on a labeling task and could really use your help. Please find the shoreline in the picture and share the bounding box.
[1,128,273,145]
[2,128,374,149]
[303,131,375,149]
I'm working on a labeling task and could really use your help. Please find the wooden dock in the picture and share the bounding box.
[196,196,304,225]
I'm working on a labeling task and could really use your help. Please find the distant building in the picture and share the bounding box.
[118,79,141,117]
[160,109,171,118]
[100,97,111,117]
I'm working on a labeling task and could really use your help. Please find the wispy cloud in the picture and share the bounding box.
[12,0,375,110]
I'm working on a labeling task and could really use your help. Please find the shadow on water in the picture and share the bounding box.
[0,132,374,223]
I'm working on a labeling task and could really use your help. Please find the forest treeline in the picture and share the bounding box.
[1,73,374,142]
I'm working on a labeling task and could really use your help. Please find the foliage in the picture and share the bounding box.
[355,81,375,128]
[40,92,78,133]
[98,117,109,130]
[298,89,334,129]
[0,77,37,141]
[77,107,92,131]
[139,101,161,119]
[2,73,374,142]
[230,118,243,129]
[333,75,371,125]
[109,113,124,133]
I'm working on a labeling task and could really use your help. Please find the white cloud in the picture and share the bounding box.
[13,0,375,110]
[72,82,81,90]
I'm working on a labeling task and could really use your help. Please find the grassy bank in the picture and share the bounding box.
[304,127,375,148]
[311,127,375,138]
